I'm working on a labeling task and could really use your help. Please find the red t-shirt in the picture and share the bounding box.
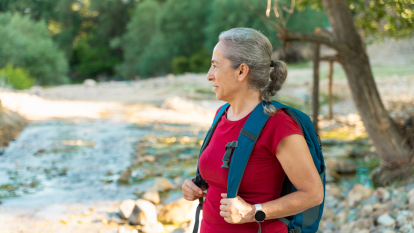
[199,105,303,233]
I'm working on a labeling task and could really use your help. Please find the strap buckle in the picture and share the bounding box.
[221,141,238,169]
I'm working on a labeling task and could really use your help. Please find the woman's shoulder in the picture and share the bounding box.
[266,108,302,133]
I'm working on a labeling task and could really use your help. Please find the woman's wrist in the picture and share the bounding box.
[245,204,256,223]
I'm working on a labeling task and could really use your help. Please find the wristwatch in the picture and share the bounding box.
[254,204,266,222]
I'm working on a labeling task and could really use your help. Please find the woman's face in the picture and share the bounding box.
[207,41,242,102]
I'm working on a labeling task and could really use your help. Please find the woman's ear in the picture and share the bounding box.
[237,63,249,81]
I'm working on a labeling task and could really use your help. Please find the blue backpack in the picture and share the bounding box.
[193,100,326,233]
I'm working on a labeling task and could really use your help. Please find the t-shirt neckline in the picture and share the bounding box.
[223,105,252,124]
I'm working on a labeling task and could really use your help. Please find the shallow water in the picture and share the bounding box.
[0,118,163,209]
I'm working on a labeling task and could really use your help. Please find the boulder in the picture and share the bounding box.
[128,199,158,226]
[150,177,174,192]
[347,184,373,207]
[158,198,198,225]
[141,221,165,233]
[142,191,160,204]
[119,199,136,219]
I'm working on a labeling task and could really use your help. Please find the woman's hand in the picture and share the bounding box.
[182,178,206,201]
[219,193,255,224]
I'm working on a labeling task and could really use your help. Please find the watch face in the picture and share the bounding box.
[255,211,266,222]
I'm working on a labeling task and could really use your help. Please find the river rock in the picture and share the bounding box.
[0,147,4,155]
[359,204,373,218]
[377,213,395,227]
[408,196,414,211]
[142,191,160,204]
[141,221,165,233]
[355,218,372,229]
[408,189,414,199]
[118,168,131,184]
[347,184,373,207]
[323,147,351,158]
[139,155,156,163]
[83,79,97,87]
[119,199,136,219]
[174,176,186,187]
[327,185,341,198]
[150,177,173,192]
[158,198,198,225]
[375,187,391,202]
[128,199,158,226]
[326,159,357,173]
[396,213,407,225]
[405,183,414,192]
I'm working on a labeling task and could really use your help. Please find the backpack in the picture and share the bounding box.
[193,100,326,233]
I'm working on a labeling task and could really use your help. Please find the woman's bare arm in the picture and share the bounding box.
[220,134,324,223]
[260,134,324,220]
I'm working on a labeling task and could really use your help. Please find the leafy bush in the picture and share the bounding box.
[172,56,190,75]
[189,50,211,73]
[119,0,211,78]
[0,64,35,90]
[0,13,69,85]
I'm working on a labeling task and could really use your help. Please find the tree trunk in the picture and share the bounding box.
[312,43,320,134]
[321,0,412,167]
[328,60,333,119]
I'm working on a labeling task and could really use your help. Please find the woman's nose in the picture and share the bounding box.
[207,67,214,81]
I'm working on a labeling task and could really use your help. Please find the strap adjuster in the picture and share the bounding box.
[221,141,238,169]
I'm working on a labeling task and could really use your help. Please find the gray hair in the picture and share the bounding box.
[218,28,287,115]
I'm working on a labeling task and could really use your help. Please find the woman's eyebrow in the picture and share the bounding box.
[211,59,219,64]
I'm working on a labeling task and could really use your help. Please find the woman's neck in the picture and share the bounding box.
[226,89,262,121]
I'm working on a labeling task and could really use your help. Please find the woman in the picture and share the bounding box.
[182,28,324,233]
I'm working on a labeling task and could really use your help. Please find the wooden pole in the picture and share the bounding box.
[328,60,334,119]
[313,43,320,133]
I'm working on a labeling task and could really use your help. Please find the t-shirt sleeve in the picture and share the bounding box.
[269,110,303,155]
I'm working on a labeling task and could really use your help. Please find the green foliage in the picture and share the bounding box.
[0,13,69,85]
[0,63,35,90]
[71,34,121,80]
[297,0,414,39]
[205,0,328,51]
[189,49,212,73]
[117,0,161,79]
[120,0,212,78]
[172,56,190,75]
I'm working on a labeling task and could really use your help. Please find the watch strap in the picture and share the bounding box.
[254,203,263,212]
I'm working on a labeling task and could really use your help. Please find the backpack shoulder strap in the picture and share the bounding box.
[196,103,229,177]
[192,103,229,233]
[227,101,270,198]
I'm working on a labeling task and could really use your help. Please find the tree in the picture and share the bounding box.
[204,0,327,52]
[117,0,162,78]
[274,0,413,184]
[0,13,69,85]
[119,0,212,78]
